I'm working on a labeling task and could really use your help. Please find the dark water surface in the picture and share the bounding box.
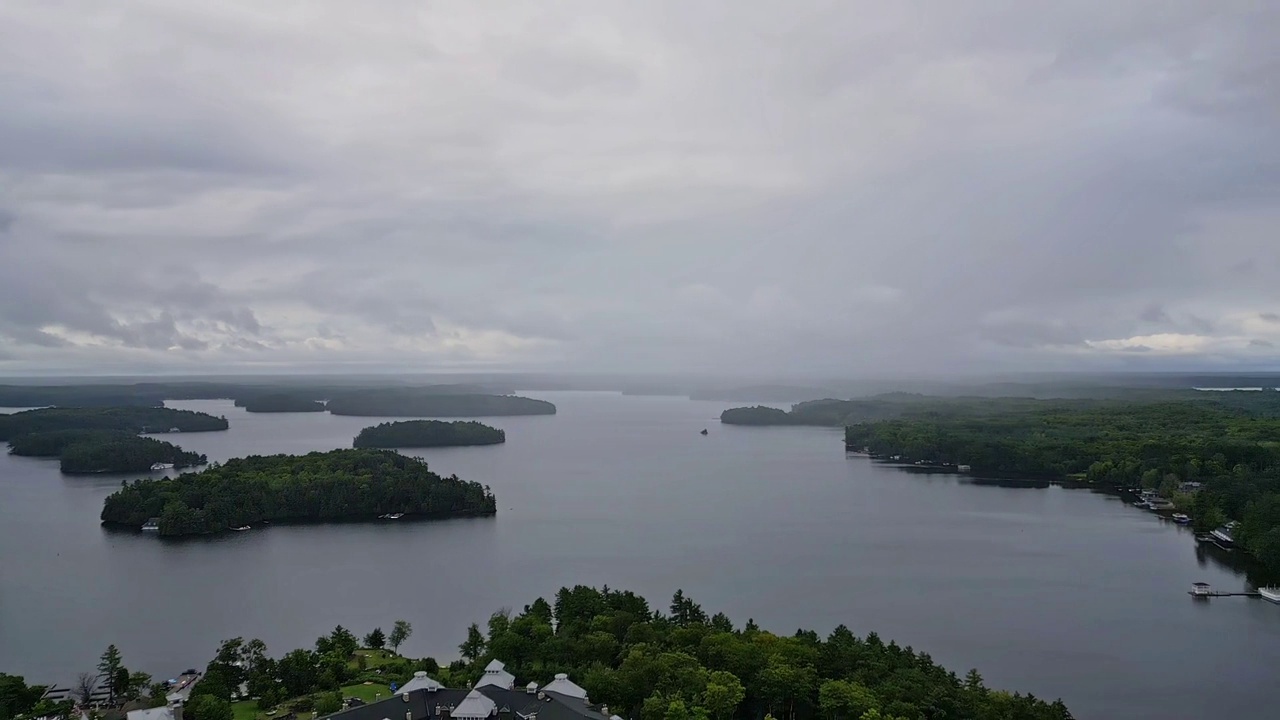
[2,392,1278,719]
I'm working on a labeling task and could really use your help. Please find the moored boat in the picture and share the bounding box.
[230,525,251,532]
[150,462,175,471]
[1260,587,1280,604]
[1171,513,1191,524]
[141,517,160,532]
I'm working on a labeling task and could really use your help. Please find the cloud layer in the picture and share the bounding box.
[2,1,1278,375]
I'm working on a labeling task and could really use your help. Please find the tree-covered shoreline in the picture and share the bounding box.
[100,449,496,536]
[0,407,228,440]
[326,392,555,417]
[234,394,326,413]
[353,420,505,448]
[842,399,1280,572]
[9,430,206,473]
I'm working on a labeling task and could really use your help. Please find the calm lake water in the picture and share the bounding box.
[2,392,1278,719]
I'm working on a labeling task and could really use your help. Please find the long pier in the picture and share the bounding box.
[1188,591,1261,598]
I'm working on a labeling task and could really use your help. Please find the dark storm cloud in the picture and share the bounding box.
[0,0,1278,373]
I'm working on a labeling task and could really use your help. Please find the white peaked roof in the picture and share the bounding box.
[474,659,515,689]
[126,709,176,720]
[452,689,497,719]
[398,671,443,693]
[541,673,587,699]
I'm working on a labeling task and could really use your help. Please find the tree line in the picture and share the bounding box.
[325,392,555,417]
[353,420,506,448]
[99,449,496,536]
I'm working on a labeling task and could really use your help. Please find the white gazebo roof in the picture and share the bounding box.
[475,659,515,689]
[453,689,497,719]
[542,673,587,699]
[398,671,443,694]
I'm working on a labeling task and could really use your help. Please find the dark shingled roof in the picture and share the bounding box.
[327,686,613,720]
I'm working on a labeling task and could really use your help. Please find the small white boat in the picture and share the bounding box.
[230,525,251,532]
[1260,587,1280,604]
[141,518,160,532]
[150,462,175,471]
[1171,513,1191,524]
[381,513,405,520]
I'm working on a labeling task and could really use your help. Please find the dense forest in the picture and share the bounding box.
[326,392,555,417]
[354,420,505,448]
[234,394,327,413]
[0,407,228,440]
[842,399,1280,572]
[100,449,496,536]
[173,586,1070,720]
[9,430,205,473]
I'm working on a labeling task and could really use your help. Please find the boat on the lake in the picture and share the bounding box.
[230,525,251,532]
[700,428,708,435]
[141,518,160,532]
[379,513,405,520]
[150,462,175,471]
[1260,587,1280,604]
[1171,513,1191,524]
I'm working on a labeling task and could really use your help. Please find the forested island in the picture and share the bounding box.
[234,394,327,413]
[353,420,505,448]
[0,407,228,440]
[842,397,1280,572]
[100,449,496,536]
[8,430,205,473]
[326,391,555,417]
[11,586,1068,720]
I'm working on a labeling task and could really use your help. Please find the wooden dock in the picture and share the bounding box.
[1187,591,1261,598]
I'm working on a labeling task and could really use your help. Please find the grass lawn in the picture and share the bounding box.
[353,649,401,670]
[341,682,394,703]
[231,700,259,720]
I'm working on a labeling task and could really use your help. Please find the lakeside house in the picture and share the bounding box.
[127,706,181,720]
[325,662,618,720]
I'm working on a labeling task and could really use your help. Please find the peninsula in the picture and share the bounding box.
[8,430,205,473]
[100,448,496,536]
[353,420,505,448]
[0,406,229,440]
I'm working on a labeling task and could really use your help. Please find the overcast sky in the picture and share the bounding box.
[1,1,1278,376]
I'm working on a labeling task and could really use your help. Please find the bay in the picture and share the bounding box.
[1,391,1278,719]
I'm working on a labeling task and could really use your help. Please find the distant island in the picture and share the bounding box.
[233,393,326,413]
[8,430,206,473]
[325,391,555,417]
[100,448,496,536]
[0,406,229,440]
[353,420,505,448]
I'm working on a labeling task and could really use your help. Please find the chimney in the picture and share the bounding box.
[601,707,608,717]
[405,713,412,720]
[403,694,411,703]
[525,683,537,695]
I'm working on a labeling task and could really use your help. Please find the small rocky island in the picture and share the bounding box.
[100,448,496,536]
[353,420,506,448]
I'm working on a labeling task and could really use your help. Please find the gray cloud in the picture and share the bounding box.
[0,0,1278,374]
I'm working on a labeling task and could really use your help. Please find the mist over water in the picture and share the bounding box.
[1,392,1278,719]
